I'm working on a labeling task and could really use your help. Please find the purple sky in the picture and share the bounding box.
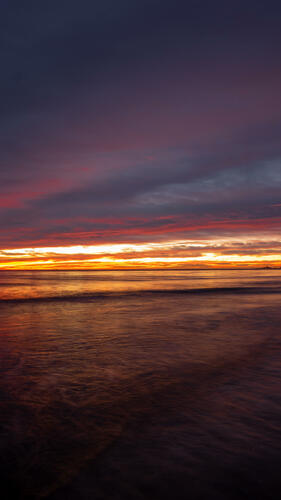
[0,0,280,259]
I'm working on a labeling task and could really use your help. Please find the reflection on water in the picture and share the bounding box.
[0,269,281,300]
[0,270,281,499]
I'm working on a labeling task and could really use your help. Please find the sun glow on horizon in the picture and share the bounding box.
[0,238,280,269]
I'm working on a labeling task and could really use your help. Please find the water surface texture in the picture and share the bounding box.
[0,270,281,499]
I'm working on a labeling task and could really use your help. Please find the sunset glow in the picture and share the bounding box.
[1,4,281,500]
[0,238,280,269]
[0,1,280,270]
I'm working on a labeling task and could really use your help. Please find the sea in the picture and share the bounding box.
[0,269,280,499]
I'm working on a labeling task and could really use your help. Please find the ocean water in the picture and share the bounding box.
[0,269,281,499]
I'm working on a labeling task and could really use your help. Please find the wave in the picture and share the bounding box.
[0,286,280,304]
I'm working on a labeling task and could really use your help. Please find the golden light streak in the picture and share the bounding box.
[0,253,280,269]
[0,241,207,257]
[0,239,280,269]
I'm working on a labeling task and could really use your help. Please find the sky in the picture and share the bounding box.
[0,0,280,269]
